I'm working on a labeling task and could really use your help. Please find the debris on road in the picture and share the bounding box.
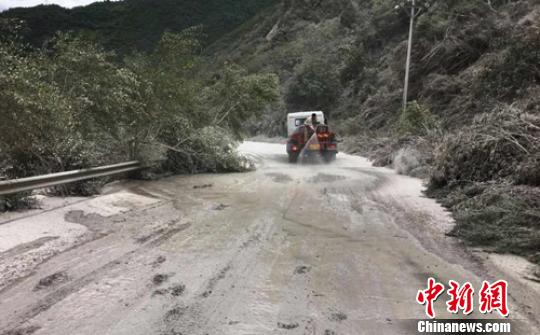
[212,203,229,211]
[170,284,186,296]
[294,265,311,274]
[329,312,348,322]
[277,321,299,330]
[34,271,68,290]
[193,184,213,189]
[152,273,170,286]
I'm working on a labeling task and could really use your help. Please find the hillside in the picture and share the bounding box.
[0,0,277,53]
[210,0,539,129]
[208,0,540,264]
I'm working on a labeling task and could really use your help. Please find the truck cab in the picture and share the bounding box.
[287,111,325,137]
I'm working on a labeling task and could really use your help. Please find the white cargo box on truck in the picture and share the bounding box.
[287,111,325,137]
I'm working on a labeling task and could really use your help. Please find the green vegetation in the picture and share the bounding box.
[287,56,341,112]
[0,0,277,53]
[0,21,279,201]
[395,101,439,136]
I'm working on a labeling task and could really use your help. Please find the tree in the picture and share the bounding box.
[286,57,341,112]
[0,24,282,194]
[200,64,280,138]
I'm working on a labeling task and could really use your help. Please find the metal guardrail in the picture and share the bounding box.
[0,161,142,196]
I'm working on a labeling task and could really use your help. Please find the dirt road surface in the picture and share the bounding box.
[1,142,539,335]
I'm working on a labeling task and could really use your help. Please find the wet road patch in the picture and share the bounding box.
[64,210,105,225]
[308,174,347,183]
[266,173,293,183]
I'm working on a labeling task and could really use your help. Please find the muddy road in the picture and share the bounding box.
[0,142,538,335]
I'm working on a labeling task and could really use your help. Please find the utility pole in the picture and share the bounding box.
[402,0,416,111]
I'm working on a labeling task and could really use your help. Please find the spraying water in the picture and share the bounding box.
[298,131,325,164]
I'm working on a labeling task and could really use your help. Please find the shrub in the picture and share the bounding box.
[478,19,540,100]
[358,87,403,130]
[0,32,147,199]
[443,184,540,265]
[159,125,252,174]
[197,64,280,138]
[395,101,439,136]
[429,105,540,189]
[515,155,540,187]
[0,192,37,212]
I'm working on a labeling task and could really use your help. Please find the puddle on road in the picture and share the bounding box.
[64,210,105,225]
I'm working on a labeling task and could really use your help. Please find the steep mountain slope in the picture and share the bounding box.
[0,0,277,52]
[210,0,539,129]
[208,0,540,265]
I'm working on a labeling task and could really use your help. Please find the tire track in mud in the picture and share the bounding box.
[0,222,191,334]
[0,237,59,262]
[0,198,172,295]
[161,218,277,334]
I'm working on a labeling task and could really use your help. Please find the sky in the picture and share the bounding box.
[0,1,109,11]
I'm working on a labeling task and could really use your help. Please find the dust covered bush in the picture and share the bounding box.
[439,184,540,265]
[395,101,439,136]
[478,15,540,101]
[429,105,540,189]
[427,105,540,264]
[357,88,403,130]
[0,192,38,212]
[158,125,253,174]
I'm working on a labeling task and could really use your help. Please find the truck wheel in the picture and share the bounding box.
[288,153,298,163]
